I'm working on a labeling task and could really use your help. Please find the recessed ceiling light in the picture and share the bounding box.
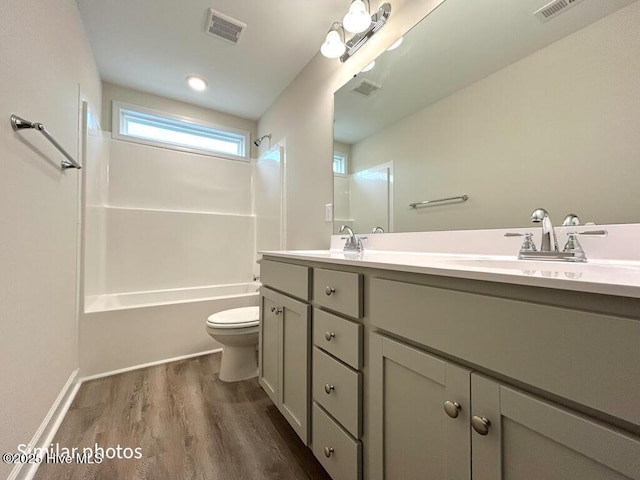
[387,37,403,51]
[186,75,208,92]
[361,61,376,73]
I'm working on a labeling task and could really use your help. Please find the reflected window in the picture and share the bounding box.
[333,152,348,175]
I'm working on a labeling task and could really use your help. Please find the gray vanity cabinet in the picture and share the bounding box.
[471,373,640,480]
[259,260,312,445]
[370,333,640,480]
[369,333,472,480]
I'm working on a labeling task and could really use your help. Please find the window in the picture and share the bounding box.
[112,101,249,161]
[333,152,348,175]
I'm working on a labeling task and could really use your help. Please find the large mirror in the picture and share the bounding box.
[333,0,640,234]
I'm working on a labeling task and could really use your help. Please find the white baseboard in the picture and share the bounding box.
[9,369,81,480]
[80,348,222,382]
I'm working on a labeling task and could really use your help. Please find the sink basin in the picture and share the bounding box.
[438,257,640,277]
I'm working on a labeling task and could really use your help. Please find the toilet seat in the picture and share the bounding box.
[207,306,259,329]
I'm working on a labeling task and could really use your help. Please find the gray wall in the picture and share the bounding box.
[0,0,101,477]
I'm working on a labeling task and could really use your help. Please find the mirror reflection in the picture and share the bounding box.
[333,0,640,234]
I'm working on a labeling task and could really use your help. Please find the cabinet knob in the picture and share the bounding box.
[471,416,491,435]
[443,400,461,418]
[324,384,335,394]
[325,286,335,296]
[325,331,335,341]
[324,446,334,458]
[270,306,281,315]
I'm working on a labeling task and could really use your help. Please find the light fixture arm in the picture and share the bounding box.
[340,3,391,62]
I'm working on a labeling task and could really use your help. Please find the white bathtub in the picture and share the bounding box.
[84,282,259,313]
[80,282,260,377]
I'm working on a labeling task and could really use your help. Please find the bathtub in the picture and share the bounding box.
[84,282,259,313]
[80,282,260,378]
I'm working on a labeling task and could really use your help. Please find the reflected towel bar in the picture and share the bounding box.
[10,114,81,170]
[410,195,469,209]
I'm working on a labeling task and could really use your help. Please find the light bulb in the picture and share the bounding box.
[321,30,346,58]
[361,61,375,72]
[387,37,403,51]
[186,75,207,91]
[343,0,371,34]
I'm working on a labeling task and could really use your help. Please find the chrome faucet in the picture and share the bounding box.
[562,213,581,226]
[371,226,385,234]
[339,225,364,252]
[530,208,558,252]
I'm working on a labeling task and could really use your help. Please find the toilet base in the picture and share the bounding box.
[219,345,258,382]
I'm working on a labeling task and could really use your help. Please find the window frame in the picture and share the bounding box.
[112,101,250,162]
[333,151,349,176]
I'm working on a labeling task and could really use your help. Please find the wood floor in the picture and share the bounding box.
[35,353,331,480]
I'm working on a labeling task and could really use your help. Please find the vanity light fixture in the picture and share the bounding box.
[321,23,347,59]
[320,2,391,63]
[343,0,372,34]
[186,75,208,92]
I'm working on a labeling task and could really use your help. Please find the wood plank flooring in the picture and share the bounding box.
[34,353,331,480]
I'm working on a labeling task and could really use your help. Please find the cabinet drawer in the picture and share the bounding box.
[313,347,362,438]
[370,277,640,427]
[313,308,363,370]
[314,268,362,318]
[261,259,310,300]
[312,402,362,480]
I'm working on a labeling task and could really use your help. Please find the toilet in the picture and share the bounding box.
[206,306,260,382]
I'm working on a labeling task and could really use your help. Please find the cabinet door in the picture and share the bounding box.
[259,287,279,405]
[279,294,311,444]
[471,373,640,480]
[369,333,471,480]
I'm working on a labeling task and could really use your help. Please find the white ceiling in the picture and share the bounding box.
[76,0,348,120]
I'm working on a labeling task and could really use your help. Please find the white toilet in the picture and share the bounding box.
[206,306,260,382]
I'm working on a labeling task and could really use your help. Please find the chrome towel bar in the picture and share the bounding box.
[10,114,81,170]
[410,195,469,209]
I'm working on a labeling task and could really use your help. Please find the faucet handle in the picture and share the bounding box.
[504,232,537,253]
[562,233,586,261]
[576,229,607,237]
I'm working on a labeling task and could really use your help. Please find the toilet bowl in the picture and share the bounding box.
[206,306,259,382]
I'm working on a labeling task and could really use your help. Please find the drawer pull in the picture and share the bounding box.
[443,400,461,419]
[324,383,335,394]
[325,331,336,341]
[325,286,336,296]
[471,416,491,435]
[324,446,334,458]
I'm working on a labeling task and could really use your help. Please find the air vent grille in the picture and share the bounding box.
[534,0,584,22]
[206,9,246,45]
[351,79,382,97]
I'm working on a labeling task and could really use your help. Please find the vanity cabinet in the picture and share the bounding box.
[370,332,640,480]
[259,260,312,444]
[369,333,471,480]
[369,276,640,480]
[471,373,640,480]
[260,254,640,480]
[311,270,364,480]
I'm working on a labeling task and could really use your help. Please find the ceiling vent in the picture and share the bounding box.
[351,79,382,97]
[206,9,246,45]
[534,0,585,22]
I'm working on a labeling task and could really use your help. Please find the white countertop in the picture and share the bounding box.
[260,249,640,299]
